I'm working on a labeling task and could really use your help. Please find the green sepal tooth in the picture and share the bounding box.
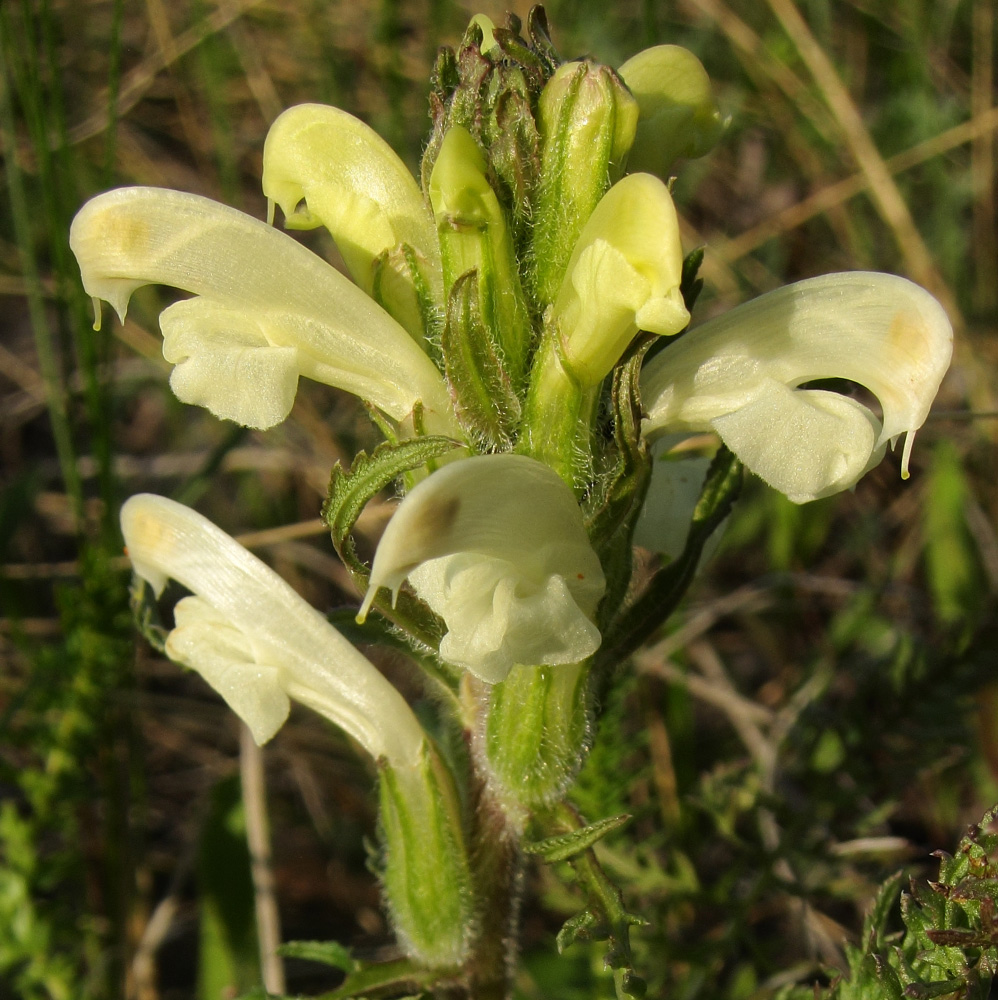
[586,333,655,629]
[862,869,906,948]
[322,436,466,553]
[421,24,490,194]
[620,971,648,999]
[442,269,521,450]
[315,955,442,999]
[491,24,546,87]
[481,84,540,242]
[872,953,906,1000]
[527,6,561,76]
[370,243,445,361]
[903,979,975,1000]
[128,574,168,654]
[596,445,743,671]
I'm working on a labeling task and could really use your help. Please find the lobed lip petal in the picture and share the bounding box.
[641,272,953,502]
[70,187,458,434]
[262,103,441,299]
[710,380,885,503]
[159,299,301,429]
[359,454,606,683]
[166,595,291,745]
[551,173,689,386]
[120,494,427,762]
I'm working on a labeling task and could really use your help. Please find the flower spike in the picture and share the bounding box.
[641,272,953,502]
[360,454,606,684]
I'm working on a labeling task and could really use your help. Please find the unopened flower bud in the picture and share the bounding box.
[618,44,725,179]
[529,61,640,308]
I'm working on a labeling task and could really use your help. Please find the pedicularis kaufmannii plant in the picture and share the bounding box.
[70,8,953,999]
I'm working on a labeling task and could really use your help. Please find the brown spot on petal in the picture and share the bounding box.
[409,493,461,554]
[111,212,151,257]
[887,308,929,366]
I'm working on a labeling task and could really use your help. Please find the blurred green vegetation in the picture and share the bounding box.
[0,0,996,998]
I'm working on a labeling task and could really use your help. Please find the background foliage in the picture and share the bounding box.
[0,0,996,997]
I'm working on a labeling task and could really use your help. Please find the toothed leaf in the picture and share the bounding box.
[276,939,357,972]
[556,910,599,953]
[524,814,631,863]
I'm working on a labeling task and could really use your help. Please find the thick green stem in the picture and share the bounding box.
[461,777,523,1000]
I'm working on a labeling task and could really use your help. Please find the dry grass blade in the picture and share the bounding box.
[67,0,267,146]
[715,105,998,265]
[764,0,961,322]
[971,0,996,313]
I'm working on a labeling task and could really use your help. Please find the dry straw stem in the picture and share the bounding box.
[67,0,266,146]
[762,0,960,324]
[143,0,205,162]
[971,0,996,313]
[240,723,286,995]
[679,0,837,141]
[714,104,998,266]
[0,516,329,580]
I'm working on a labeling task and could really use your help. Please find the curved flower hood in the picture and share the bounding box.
[262,103,442,300]
[70,186,458,435]
[359,453,606,683]
[640,272,953,503]
[121,493,426,762]
[551,172,690,386]
[617,44,725,178]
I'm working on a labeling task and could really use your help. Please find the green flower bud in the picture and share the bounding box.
[617,44,725,178]
[429,126,532,387]
[378,742,475,968]
[529,60,639,308]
